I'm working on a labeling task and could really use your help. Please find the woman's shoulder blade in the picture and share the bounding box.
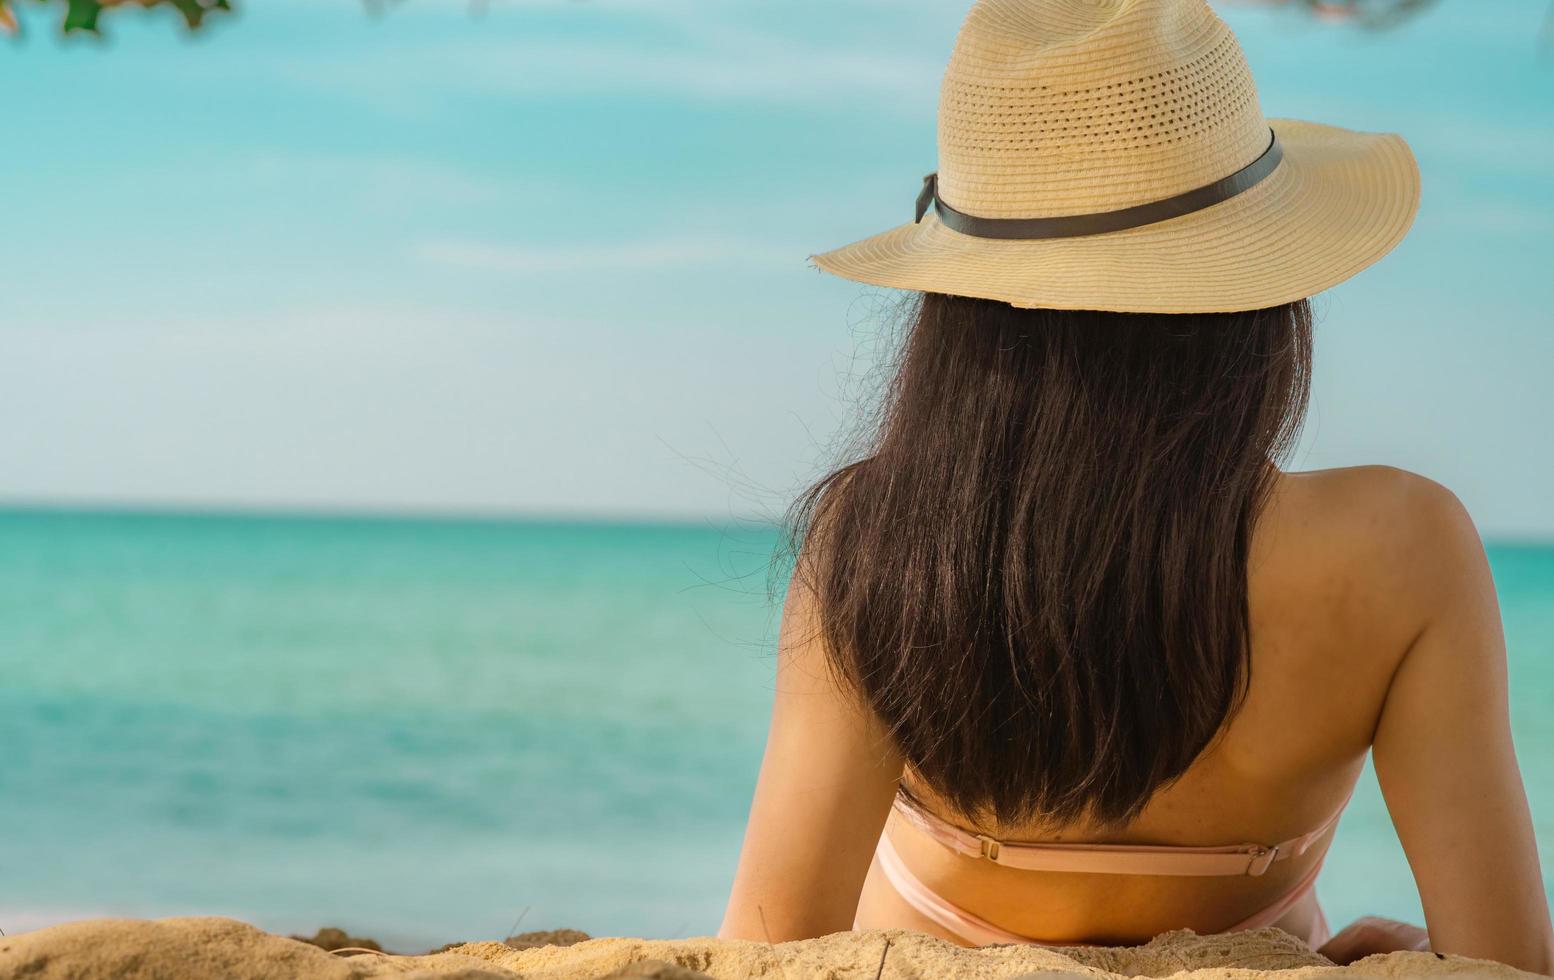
[1269,465,1478,570]
[1256,465,1484,666]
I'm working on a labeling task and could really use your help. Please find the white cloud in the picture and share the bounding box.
[250,6,946,114]
[0,302,844,521]
[241,151,526,208]
[414,234,804,272]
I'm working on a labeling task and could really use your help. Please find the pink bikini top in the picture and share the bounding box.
[891,789,1350,878]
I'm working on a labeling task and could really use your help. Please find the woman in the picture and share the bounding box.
[719,0,1554,972]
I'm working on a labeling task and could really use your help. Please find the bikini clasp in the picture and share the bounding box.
[977,835,1002,862]
[1246,844,1279,876]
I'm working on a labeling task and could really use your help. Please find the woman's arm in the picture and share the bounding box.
[1371,478,1554,973]
[719,574,905,942]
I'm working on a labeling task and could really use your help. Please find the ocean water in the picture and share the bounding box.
[1,510,1550,949]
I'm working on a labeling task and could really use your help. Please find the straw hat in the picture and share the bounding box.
[811,0,1420,314]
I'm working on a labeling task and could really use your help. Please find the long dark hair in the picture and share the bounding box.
[786,292,1313,828]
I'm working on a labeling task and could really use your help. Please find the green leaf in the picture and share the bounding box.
[166,0,233,29]
[61,0,102,32]
[40,0,235,34]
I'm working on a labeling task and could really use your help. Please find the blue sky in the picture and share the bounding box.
[2,0,1551,534]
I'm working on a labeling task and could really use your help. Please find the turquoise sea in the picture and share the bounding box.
[1,509,1551,949]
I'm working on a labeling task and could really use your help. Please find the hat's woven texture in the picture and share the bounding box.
[813,0,1420,314]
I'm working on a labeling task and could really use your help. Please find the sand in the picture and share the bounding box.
[0,916,1538,979]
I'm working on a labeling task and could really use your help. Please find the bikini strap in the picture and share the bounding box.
[890,788,1351,878]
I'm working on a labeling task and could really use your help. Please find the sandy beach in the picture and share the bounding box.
[0,917,1540,980]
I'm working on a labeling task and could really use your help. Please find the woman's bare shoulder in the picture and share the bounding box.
[1235,466,1488,755]
[1256,465,1484,662]
[1255,469,1473,642]
[1269,465,1476,563]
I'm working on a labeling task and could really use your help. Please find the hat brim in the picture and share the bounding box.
[809,118,1420,315]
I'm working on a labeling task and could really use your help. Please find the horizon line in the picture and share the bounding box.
[0,497,785,532]
[0,498,1549,548]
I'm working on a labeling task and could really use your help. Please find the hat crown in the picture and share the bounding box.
[938,0,1270,218]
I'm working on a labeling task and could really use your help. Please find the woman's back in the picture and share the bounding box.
[858,465,1452,945]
